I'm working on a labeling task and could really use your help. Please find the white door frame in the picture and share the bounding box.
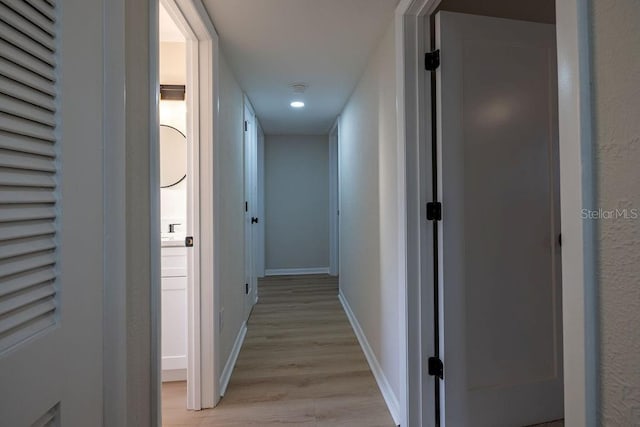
[329,118,340,277]
[256,122,266,280]
[103,0,160,424]
[395,0,597,426]
[243,95,259,307]
[161,0,221,410]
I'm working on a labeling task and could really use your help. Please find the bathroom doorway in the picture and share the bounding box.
[158,0,221,413]
[159,0,190,403]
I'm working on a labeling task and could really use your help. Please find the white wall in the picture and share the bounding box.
[159,42,187,84]
[338,18,401,410]
[437,0,555,24]
[590,1,640,424]
[218,52,250,368]
[264,135,330,272]
[159,42,187,234]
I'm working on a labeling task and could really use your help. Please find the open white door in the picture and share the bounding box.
[256,123,265,281]
[436,11,563,426]
[328,121,340,277]
[0,0,105,424]
[243,99,258,313]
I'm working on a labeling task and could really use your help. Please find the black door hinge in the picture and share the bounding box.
[425,49,440,71]
[244,120,248,131]
[426,202,442,221]
[428,356,444,379]
[245,201,248,212]
[558,233,562,247]
[245,283,249,294]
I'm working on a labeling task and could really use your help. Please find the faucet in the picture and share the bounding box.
[168,223,181,233]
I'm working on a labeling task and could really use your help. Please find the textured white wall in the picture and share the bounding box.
[218,52,249,368]
[590,1,640,424]
[339,20,401,401]
[264,135,330,271]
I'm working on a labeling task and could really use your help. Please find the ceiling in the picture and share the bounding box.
[202,0,398,135]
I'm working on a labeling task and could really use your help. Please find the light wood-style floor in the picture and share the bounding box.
[162,274,396,426]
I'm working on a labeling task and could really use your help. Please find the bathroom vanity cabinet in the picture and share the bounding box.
[161,244,187,382]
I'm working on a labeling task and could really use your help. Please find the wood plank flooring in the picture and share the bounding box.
[162,274,396,427]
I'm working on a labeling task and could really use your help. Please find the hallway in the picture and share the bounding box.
[162,275,396,426]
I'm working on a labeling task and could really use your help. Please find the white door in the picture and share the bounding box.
[256,125,265,280]
[249,121,259,302]
[328,123,340,277]
[243,101,257,313]
[436,12,563,426]
[0,0,105,425]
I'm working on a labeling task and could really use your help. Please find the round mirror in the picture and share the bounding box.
[160,125,187,188]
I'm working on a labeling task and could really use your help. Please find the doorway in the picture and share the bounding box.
[158,0,191,406]
[397,0,598,425]
[158,0,221,414]
[432,6,562,426]
[400,0,572,425]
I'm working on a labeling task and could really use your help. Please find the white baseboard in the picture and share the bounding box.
[162,354,186,371]
[264,267,330,276]
[162,368,187,382]
[338,291,401,426]
[219,321,247,396]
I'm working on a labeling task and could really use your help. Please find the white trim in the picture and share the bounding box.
[395,1,435,425]
[103,0,130,425]
[162,369,188,383]
[104,0,160,423]
[150,1,162,424]
[339,291,401,426]
[162,355,187,371]
[219,322,247,396]
[556,1,597,425]
[150,1,162,423]
[264,268,330,276]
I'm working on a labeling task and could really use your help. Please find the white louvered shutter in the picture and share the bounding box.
[0,0,58,353]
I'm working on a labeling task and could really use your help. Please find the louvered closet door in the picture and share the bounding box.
[0,0,105,425]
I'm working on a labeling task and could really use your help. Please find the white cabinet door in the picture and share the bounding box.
[161,247,187,380]
[161,277,187,376]
[162,246,188,277]
[436,11,563,426]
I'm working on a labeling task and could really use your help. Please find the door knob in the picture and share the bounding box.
[251,217,259,224]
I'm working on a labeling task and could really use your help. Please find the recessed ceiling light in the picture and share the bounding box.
[290,83,308,93]
[290,101,305,108]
